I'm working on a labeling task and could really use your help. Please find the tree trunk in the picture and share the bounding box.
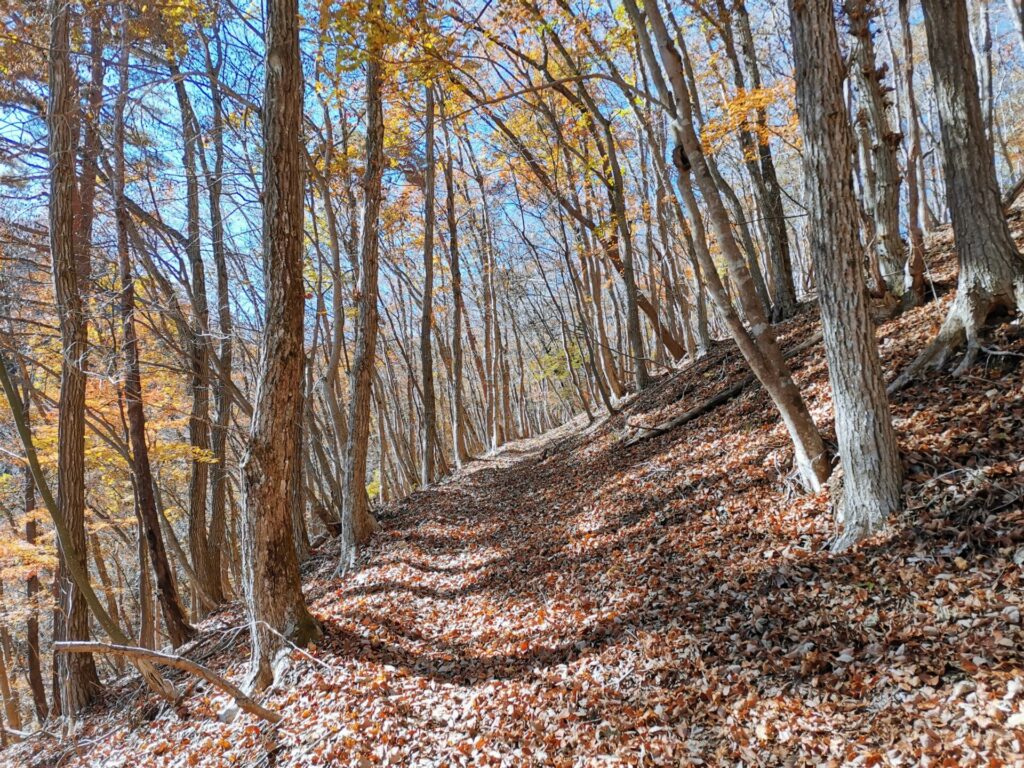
[790,0,904,550]
[200,21,232,606]
[897,0,928,307]
[340,0,386,569]
[439,95,470,466]
[168,56,217,606]
[241,0,321,691]
[895,0,1024,385]
[20,392,48,723]
[846,0,906,297]
[137,521,155,650]
[734,0,798,320]
[634,0,830,490]
[420,83,439,484]
[114,26,195,648]
[0,623,22,738]
[47,0,101,716]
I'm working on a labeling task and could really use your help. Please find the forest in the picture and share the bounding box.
[0,0,1023,764]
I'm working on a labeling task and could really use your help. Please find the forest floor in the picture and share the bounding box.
[7,217,1024,767]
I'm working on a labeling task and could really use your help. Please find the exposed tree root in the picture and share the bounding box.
[889,289,1022,393]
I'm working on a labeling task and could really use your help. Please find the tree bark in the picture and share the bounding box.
[894,0,1024,386]
[789,0,903,550]
[241,0,321,691]
[47,0,101,716]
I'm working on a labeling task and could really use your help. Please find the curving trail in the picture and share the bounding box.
[8,256,1024,766]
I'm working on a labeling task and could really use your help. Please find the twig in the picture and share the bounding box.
[256,621,336,674]
[981,345,1024,359]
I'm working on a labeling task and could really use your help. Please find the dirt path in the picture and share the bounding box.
[8,286,1024,767]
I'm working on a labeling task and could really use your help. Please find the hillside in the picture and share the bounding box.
[4,218,1024,767]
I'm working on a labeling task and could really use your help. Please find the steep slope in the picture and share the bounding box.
[6,223,1024,766]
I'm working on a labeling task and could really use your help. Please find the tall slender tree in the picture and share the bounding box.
[113,8,195,648]
[340,0,386,568]
[47,0,101,715]
[789,0,903,549]
[241,0,321,690]
[420,83,439,485]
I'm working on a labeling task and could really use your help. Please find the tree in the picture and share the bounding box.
[788,0,903,549]
[633,0,831,490]
[340,0,387,569]
[47,0,101,715]
[167,50,218,608]
[113,10,195,648]
[240,0,321,691]
[731,0,798,320]
[896,0,928,306]
[846,0,906,300]
[420,83,439,485]
[197,12,233,606]
[893,0,1024,387]
[439,92,471,467]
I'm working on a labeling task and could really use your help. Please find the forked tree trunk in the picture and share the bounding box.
[789,0,903,550]
[241,0,321,691]
[897,0,927,307]
[894,0,1024,387]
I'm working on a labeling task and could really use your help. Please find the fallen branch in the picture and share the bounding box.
[55,641,282,724]
[625,376,754,445]
[626,332,824,445]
